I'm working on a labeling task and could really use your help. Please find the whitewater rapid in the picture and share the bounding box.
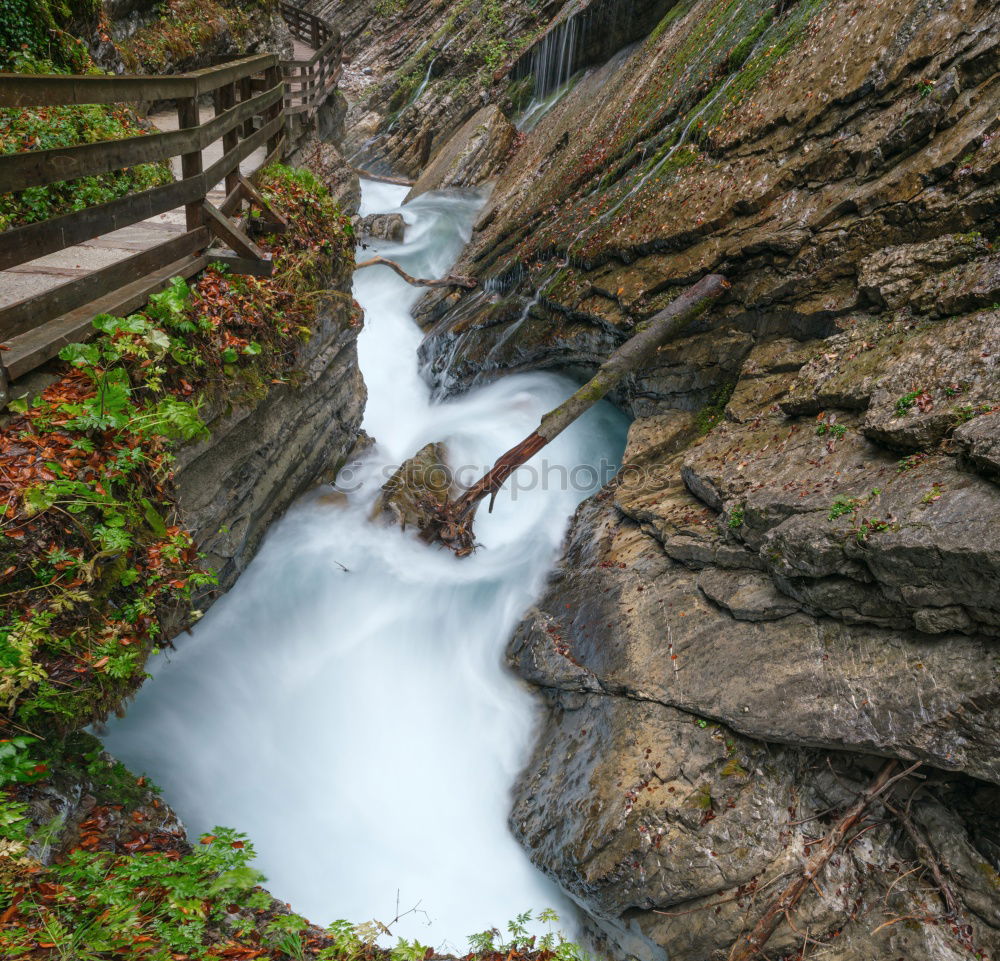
[102,180,628,950]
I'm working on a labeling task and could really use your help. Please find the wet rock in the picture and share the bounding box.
[955,412,1000,482]
[173,256,365,595]
[780,310,1000,451]
[911,253,1000,317]
[418,1,1000,403]
[370,442,453,530]
[406,105,518,200]
[511,687,1000,961]
[695,568,800,621]
[679,414,1000,637]
[858,234,991,309]
[357,212,405,242]
[510,496,1000,784]
[724,337,818,422]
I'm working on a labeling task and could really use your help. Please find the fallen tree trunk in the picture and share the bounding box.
[726,760,921,961]
[421,273,729,553]
[355,256,478,289]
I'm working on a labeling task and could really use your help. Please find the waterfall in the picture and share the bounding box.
[527,13,580,101]
[100,181,628,951]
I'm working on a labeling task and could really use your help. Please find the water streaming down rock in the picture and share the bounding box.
[526,14,581,103]
[513,0,681,128]
[101,180,629,948]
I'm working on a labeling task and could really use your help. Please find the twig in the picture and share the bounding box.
[355,256,477,289]
[726,761,921,961]
[884,799,960,917]
[0,712,46,740]
[871,913,929,935]
[882,864,924,908]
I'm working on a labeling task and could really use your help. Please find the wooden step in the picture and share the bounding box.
[3,254,208,381]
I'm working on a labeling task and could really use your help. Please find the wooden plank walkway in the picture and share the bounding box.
[0,37,316,314]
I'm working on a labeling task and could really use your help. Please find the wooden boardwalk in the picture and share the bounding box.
[0,1,341,402]
[0,38,315,313]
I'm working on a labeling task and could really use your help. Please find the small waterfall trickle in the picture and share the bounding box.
[526,14,581,102]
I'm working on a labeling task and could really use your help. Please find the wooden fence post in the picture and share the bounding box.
[264,63,284,159]
[238,75,254,137]
[177,95,203,230]
[215,81,239,197]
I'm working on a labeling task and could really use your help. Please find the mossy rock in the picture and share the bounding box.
[370,442,454,530]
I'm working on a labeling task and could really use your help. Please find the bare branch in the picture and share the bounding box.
[355,255,477,289]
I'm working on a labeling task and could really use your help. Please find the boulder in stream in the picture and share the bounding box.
[370,441,454,531]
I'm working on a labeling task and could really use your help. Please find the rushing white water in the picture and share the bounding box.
[102,181,628,951]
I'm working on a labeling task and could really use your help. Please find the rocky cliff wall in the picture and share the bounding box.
[80,0,292,75]
[306,0,559,175]
[171,255,365,598]
[378,0,1000,957]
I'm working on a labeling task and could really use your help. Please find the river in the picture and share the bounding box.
[102,180,628,951]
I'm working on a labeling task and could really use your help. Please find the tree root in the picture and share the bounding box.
[726,760,922,961]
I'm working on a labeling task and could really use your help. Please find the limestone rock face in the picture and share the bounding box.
[955,412,1000,482]
[509,495,1000,961]
[418,0,1000,406]
[171,254,365,595]
[308,0,555,179]
[511,494,1000,783]
[406,105,518,200]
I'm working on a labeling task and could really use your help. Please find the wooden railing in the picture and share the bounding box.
[279,1,342,116]
[0,2,341,402]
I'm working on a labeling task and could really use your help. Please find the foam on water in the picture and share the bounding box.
[102,181,628,951]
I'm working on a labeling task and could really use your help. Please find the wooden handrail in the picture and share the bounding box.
[0,54,278,108]
[0,1,341,399]
[0,83,283,194]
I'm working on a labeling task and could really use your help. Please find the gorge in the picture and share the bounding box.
[2,0,1000,959]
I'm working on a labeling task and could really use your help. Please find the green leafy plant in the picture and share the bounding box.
[0,828,268,958]
[855,517,893,542]
[696,383,736,435]
[728,505,745,529]
[0,736,47,786]
[827,495,858,521]
[921,483,944,504]
[895,390,923,417]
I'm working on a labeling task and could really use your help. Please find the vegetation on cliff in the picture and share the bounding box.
[0,163,367,958]
[0,0,98,70]
[117,0,278,73]
[0,163,354,741]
